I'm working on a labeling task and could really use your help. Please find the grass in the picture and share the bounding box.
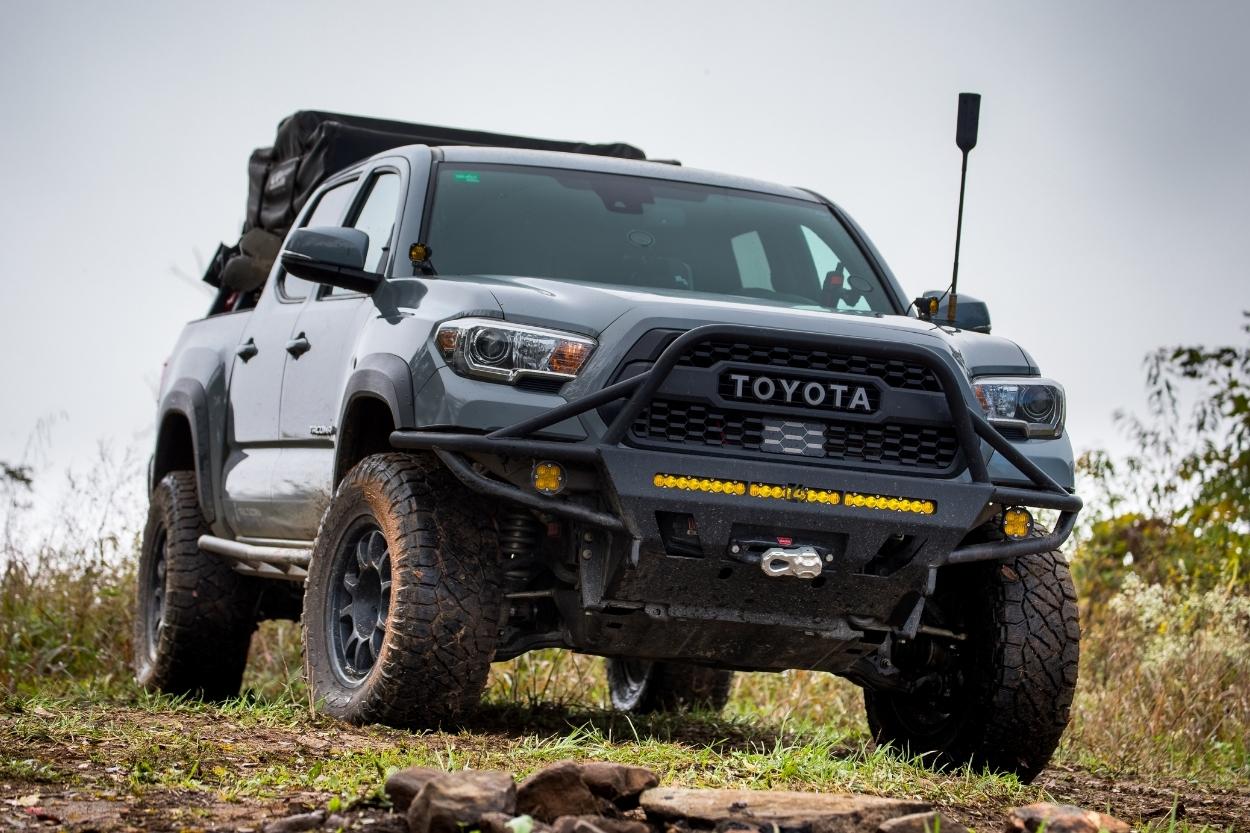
[2,465,1248,832]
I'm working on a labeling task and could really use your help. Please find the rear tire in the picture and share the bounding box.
[133,471,257,700]
[302,453,501,727]
[863,545,1080,783]
[605,658,734,714]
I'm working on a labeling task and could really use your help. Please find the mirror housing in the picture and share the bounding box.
[280,227,381,294]
[918,290,992,334]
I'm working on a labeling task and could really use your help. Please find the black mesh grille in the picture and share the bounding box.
[678,340,940,392]
[631,399,960,471]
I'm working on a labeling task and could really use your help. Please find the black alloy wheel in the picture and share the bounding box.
[328,522,392,685]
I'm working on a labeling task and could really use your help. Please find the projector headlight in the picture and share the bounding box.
[973,377,1065,439]
[436,318,596,385]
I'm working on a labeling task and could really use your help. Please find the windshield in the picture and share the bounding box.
[425,164,896,315]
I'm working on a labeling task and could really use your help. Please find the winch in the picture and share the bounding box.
[759,545,824,579]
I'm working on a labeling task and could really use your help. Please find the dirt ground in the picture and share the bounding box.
[2,705,1246,833]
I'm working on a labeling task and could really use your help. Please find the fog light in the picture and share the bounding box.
[532,461,565,496]
[1001,506,1034,540]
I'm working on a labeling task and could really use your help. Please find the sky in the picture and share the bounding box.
[1,1,1247,523]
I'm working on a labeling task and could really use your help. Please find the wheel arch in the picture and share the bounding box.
[153,380,215,523]
[334,353,416,487]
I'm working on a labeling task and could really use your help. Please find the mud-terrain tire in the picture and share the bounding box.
[302,452,501,728]
[863,545,1080,783]
[133,471,257,699]
[606,658,735,714]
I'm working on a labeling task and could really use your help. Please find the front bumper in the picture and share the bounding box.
[392,323,1081,565]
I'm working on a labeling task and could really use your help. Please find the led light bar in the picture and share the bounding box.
[651,474,936,514]
[652,474,748,496]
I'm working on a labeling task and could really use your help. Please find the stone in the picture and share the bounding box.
[1005,803,1129,833]
[407,770,517,833]
[878,811,968,833]
[479,814,554,833]
[517,762,609,822]
[261,810,326,833]
[577,763,660,809]
[386,766,446,813]
[552,816,652,833]
[640,788,930,833]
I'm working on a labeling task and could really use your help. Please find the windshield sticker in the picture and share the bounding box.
[452,171,481,183]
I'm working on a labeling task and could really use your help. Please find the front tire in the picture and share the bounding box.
[133,471,257,699]
[605,658,735,714]
[302,453,501,727]
[863,546,1080,783]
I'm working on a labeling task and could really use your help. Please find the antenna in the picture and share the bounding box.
[949,92,981,322]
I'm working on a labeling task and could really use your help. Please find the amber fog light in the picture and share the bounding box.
[532,461,566,496]
[1001,506,1034,540]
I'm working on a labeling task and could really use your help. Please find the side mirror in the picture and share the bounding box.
[918,290,992,334]
[280,227,381,294]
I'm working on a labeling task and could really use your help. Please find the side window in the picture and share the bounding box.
[324,172,401,298]
[279,179,356,302]
[730,230,772,291]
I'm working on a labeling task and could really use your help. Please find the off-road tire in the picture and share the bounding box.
[133,471,257,699]
[302,452,501,728]
[863,545,1080,783]
[606,658,735,714]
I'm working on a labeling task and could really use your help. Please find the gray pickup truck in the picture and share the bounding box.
[136,112,1081,782]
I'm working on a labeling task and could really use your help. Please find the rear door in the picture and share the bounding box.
[270,162,407,538]
[220,177,359,539]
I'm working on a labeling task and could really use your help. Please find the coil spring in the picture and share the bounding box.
[500,509,542,587]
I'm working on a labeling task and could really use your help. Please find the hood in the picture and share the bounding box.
[475,275,1038,379]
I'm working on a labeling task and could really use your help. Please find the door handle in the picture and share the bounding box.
[285,333,311,358]
[235,338,258,362]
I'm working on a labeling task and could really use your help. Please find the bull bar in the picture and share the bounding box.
[390,324,1082,564]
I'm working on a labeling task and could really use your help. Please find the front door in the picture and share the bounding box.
[271,165,406,539]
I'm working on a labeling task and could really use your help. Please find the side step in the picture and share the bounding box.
[198,535,311,582]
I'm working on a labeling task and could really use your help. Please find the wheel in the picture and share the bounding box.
[302,453,501,727]
[863,545,1080,783]
[605,658,735,714]
[133,471,257,699]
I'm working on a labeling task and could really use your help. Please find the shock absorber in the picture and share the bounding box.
[499,509,542,590]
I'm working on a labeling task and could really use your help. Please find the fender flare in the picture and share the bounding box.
[155,379,216,523]
[334,352,415,478]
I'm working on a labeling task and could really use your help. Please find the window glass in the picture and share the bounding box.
[323,172,401,297]
[731,231,772,290]
[280,179,356,301]
[426,165,893,315]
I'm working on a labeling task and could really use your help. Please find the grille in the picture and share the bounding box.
[632,399,960,471]
[678,340,941,392]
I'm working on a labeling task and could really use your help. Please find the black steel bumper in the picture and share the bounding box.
[391,324,1081,566]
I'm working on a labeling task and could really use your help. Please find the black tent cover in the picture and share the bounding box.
[246,110,647,236]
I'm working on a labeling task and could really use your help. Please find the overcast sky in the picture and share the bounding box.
[1,1,1247,520]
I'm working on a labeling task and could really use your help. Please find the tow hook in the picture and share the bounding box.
[760,545,823,579]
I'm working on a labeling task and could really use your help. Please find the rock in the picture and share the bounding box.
[517,762,609,822]
[640,788,930,833]
[262,810,326,833]
[386,766,447,813]
[878,811,967,833]
[577,763,660,809]
[552,816,652,833]
[323,814,350,830]
[407,770,517,833]
[1005,803,1129,833]
[479,814,553,833]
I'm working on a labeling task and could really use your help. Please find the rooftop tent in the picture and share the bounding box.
[205,111,647,294]
[246,111,648,237]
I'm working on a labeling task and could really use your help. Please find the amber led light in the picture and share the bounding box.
[532,461,566,495]
[652,473,747,496]
[1001,506,1033,539]
[843,492,936,515]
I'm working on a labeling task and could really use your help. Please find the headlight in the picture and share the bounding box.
[972,377,1065,439]
[435,318,596,384]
